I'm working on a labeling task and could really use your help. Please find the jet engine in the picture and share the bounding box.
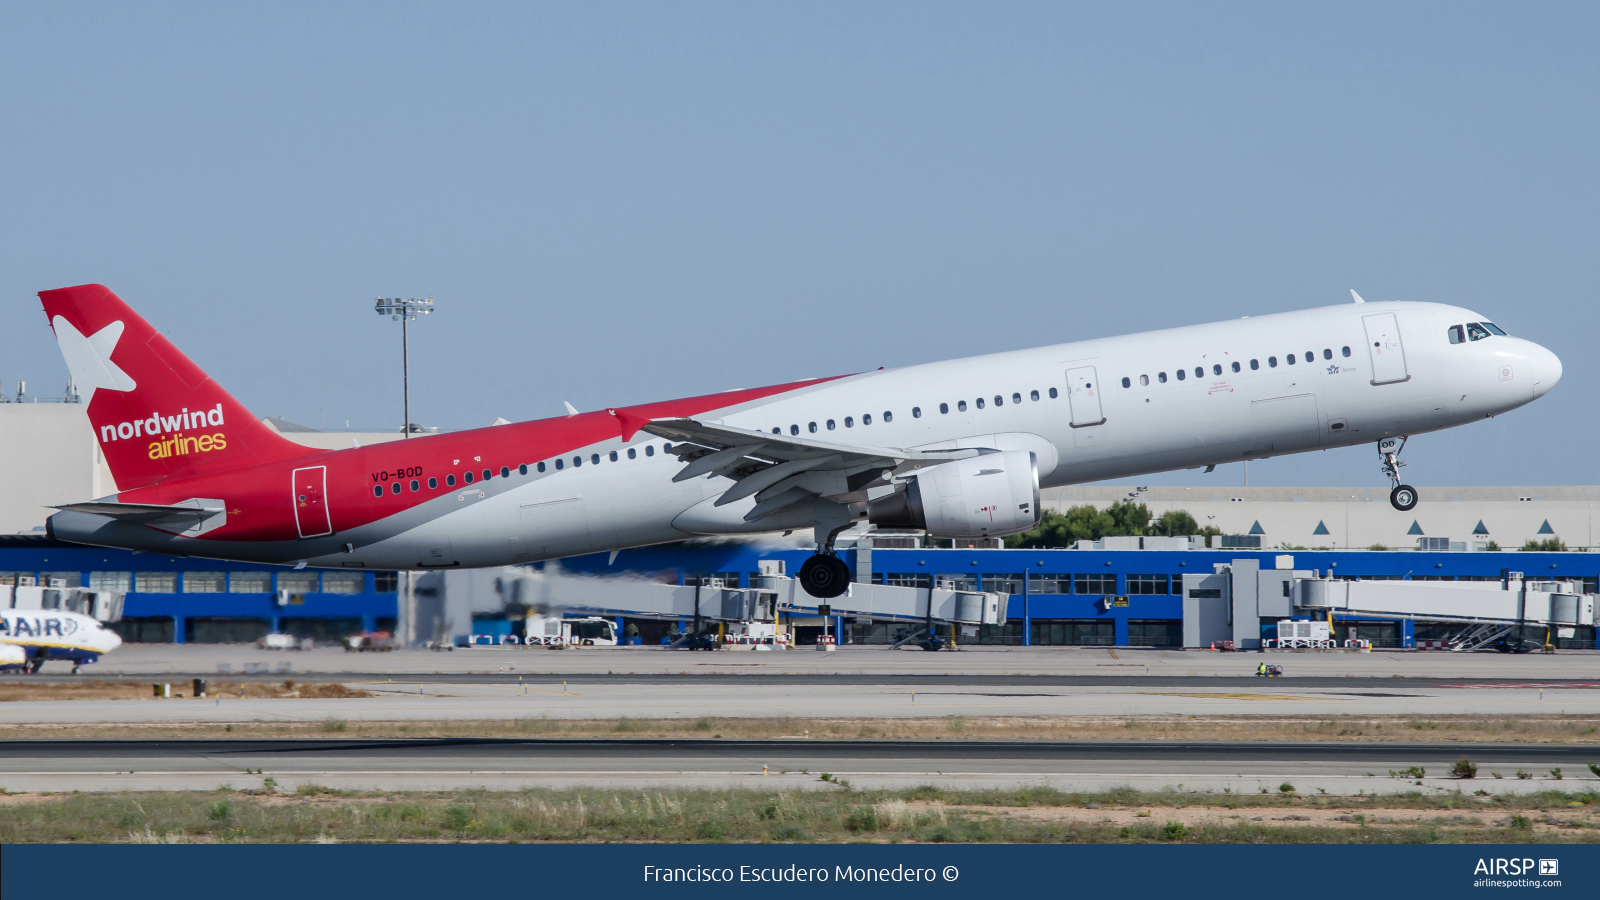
[867,450,1040,538]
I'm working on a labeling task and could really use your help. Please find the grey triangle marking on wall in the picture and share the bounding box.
[1312,520,1330,535]
[1248,520,1265,535]
[1407,520,1424,535]
[1473,520,1489,535]
[1538,519,1555,535]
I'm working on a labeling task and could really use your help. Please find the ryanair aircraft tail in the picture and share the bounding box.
[39,284,315,491]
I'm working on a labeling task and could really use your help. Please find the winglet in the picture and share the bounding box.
[1350,289,1366,304]
[563,401,580,417]
[609,408,651,441]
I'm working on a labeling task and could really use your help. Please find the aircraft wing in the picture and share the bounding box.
[639,417,980,522]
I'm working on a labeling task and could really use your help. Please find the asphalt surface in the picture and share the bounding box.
[8,673,1600,688]
[2,738,1594,794]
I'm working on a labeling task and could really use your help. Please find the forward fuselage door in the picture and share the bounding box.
[292,466,332,538]
[1065,366,1106,427]
[1362,313,1410,385]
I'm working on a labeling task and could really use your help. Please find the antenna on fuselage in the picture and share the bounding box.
[1349,289,1366,304]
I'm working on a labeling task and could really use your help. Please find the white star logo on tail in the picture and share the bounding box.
[52,315,136,402]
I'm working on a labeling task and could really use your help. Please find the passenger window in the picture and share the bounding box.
[912,407,922,417]
[1467,323,1491,341]
[1286,354,1296,365]
[429,476,438,488]
[502,466,511,477]
[1048,387,1058,398]
[1158,372,1167,383]
[957,401,967,411]
[571,457,580,468]
[1194,367,1203,378]
[1012,393,1021,404]
[627,448,636,459]
[607,452,616,463]
[1482,322,1507,335]
[1268,357,1277,368]
[553,461,562,471]
[1176,369,1186,381]
[809,422,818,433]
[1138,375,1148,386]
[1250,359,1259,370]
[464,471,475,483]
[373,485,383,498]
[772,427,781,434]
[1212,364,1221,376]
[1231,362,1240,373]
[391,482,401,494]
[410,479,420,492]
[975,398,985,409]
[487,468,496,479]
[939,403,948,414]
[883,411,893,422]
[1322,349,1332,359]
[646,445,655,456]
[1031,390,1040,400]
[1121,377,1130,388]
[845,416,854,427]
[863,414,872,425]
[790,425,799,435]
[537,462,546,472]
[826,419,835,430]
[448,473,458,484]
[1341,346,1351,357]
[518,465,527,476]
[993,395,1002,407]
[1304,352,1313,363]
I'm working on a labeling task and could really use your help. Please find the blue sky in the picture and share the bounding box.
[1,3,1595,487]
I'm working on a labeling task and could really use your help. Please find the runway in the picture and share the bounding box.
[1,738,1592,794]
[56,643,1600,681]
[2,677,1597,724]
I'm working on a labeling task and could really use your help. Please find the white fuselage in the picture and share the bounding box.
[314,301,1559,568]
[0,609,122,667]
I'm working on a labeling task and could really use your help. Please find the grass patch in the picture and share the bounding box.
[0,786,1597,844]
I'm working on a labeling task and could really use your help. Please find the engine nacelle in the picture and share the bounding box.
[867,450,1040,538]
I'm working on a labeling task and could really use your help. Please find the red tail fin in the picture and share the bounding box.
[39,284,315,491]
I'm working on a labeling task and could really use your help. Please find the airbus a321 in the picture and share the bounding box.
[39,284,1560,599]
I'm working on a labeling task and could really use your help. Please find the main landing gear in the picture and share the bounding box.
[799,554,852,599]
[799,501,855,599]
[1380,437,1419,512]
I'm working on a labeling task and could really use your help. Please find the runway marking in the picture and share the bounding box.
[1436,683,1600,689]
[1141,692,1329,702]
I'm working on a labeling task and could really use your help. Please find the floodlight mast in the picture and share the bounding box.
[373,295,434,648]
[373,296,434,439]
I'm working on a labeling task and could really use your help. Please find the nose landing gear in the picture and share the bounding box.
[1380,437,1419,511]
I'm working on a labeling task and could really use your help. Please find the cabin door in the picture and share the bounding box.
[292,466,332,538]
[1362,313,1410,385]
[1065,366,1106,427]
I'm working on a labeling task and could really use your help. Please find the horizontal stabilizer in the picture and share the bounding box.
[51,498,227,537]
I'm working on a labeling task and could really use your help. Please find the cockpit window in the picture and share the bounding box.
[1480,322,1507,336]
[1447,325,1465,344]
[1466,322,1492,341]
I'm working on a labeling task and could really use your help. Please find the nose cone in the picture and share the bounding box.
[100,628,123,652]
[1530,343,1562,399]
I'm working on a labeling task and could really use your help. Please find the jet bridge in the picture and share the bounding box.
[1294,575,1595,651]
[416,564,1006,647]
[1182,558,1596,651]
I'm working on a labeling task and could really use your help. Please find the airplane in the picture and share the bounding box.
[0,609,123,673]
[38,284,1560,600]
